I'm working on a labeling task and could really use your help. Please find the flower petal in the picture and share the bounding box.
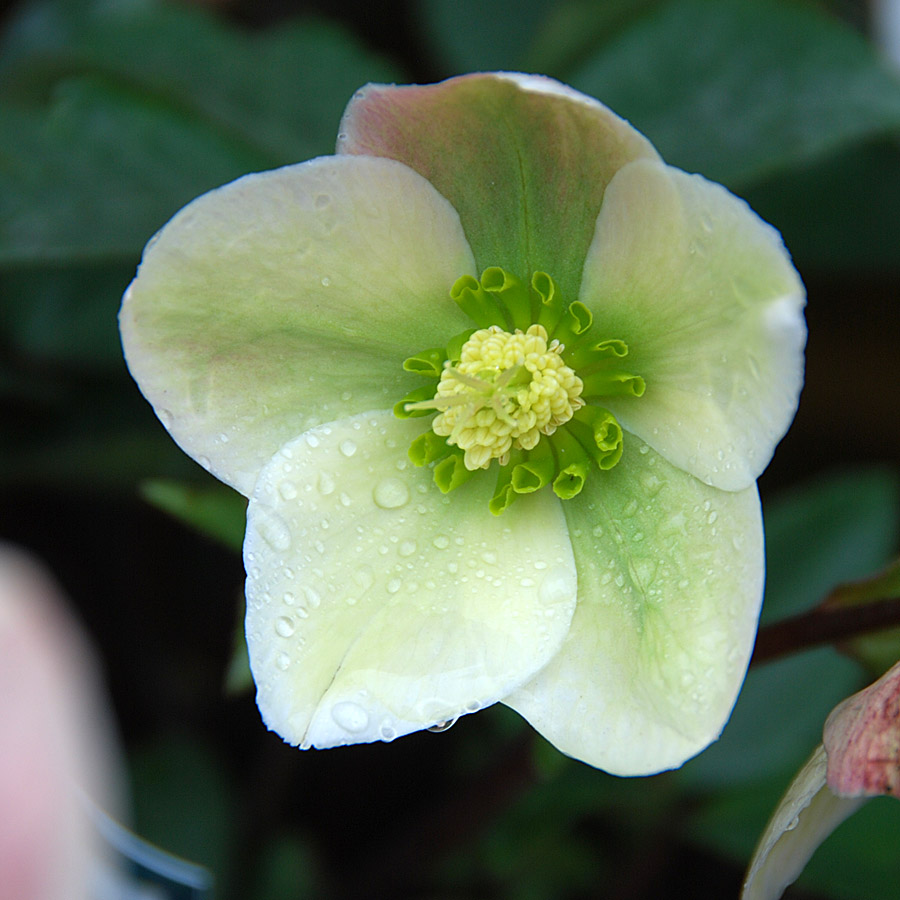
[120,155,475,495]
[244,410,577,748]
[338,73,660,303]
[741,746,865,900]
[504,438,764,775]
[579,158,806,491]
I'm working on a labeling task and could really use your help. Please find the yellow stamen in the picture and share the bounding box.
[408,324,584,470]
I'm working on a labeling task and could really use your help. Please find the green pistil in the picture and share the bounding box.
[398,267,647,512]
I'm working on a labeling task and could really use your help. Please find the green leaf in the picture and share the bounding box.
[0,0,401,265]
[745,139,900,274]
[568,0,900,189]
[0,0,400,165]
[0,77,266,265]
[140,478,247,552]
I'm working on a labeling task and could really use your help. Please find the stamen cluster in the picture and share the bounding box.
[430,325,584,470]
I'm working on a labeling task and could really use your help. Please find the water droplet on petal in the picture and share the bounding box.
[158,408,173,428]
[275,616,295,637]
[339,439,357,457]
[317,471,335,495]
[539,566,576,606]
[386,578,401,594]
[428,717,458,733]
[305,432,321,448]
[255,509,292,551]
[276,652,291,671]
[278,480,298,500]
[321,276,331,287]
[302,585,322,608]
[433,535,449,549]
[373,477,409,509]
[331,701,369,733]
[398,540,417,558]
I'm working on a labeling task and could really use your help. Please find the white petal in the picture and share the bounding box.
[741,746,865,900]
[505,438,764,775]
[579,158,806,491]
[121,155,475,496]
[244,411,577,748]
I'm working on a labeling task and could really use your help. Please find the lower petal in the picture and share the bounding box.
[244,410,577,748]
[504,437,764,775]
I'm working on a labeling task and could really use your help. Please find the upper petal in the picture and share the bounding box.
[579,158,806,491]
[244,411,577,749]
[120,155,475,495]
[338,73,660,303]
[504,437,764,775]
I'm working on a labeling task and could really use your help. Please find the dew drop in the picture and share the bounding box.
[398,540,417,558]
[278,480,298,501]
[387,578,402,594]
[592,525,604,538]
[320,276,331,287]
[305,432,321,448]
[198,455,211,471]
[302,586,322,608]
[353,565,374,590]
[283,591,295,605]
[433,535,450,550]
[218,432,230,444]
[481,551,497,565]
[428,716,458,733]
[339,439,357,457]
[539,566,576,606]
[255,510,292,551]
[275,652,291,671]
[331,701,369,733]
[373,477,410,509]
[317,471,335,495]
[274,616,295,638]
[157,408,173,428]
[380,723,396,741]
[340,390,352,401]
[339,492,352,507]
[622,499,639,517]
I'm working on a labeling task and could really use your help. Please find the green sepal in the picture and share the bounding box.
[564,337,629,370]
[549,427,591,500]
[450,274,508,329]
[570,406,624,470]
[533,271,565,335]
[551,301,592,348]
[394,383,438,418]
[511,441,556,493]
[408,430,451,467]
[580,370,646,399]
[489,455,521,515]
[403,347,447,378]
[481,267,532,332]
[434,449,477,493]
[446,328,476,364]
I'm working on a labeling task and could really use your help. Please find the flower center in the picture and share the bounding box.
[396,268,645,514]
[408,324,584,470]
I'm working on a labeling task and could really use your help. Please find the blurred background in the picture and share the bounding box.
[1,0,898,897]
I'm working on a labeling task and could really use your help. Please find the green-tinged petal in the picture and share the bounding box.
[741,747,865,900]
[120,155,475,495]
[579,158,805,491]
[338,73,660,302]
[504,438,764,775]
[244,411,577,749]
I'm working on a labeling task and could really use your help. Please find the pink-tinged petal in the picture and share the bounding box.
[824,660,900,798]
[338,73,660,303]
[121,155,475,496]
[0,546,123,900]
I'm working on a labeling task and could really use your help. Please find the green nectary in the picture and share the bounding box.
[395,268,646,514]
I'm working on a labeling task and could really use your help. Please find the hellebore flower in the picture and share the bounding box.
[120,74,805,775]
